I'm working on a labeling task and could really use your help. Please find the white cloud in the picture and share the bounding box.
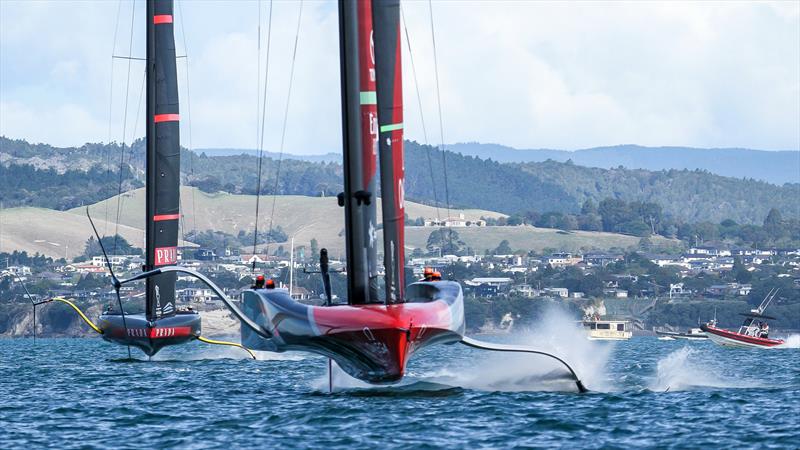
[1,0,798,152]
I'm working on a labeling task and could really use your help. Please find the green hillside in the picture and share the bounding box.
[2,136,796,224]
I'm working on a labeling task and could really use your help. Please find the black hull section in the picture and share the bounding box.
[98,312,201,356]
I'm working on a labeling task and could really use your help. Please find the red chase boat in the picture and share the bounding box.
[701,289,785,348]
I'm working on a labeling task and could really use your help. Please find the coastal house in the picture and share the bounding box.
[603,288,629,298]
[705,283,752,297]
[544,253,583,267]
[543,287,569,298]
[510,284,540,298]
[424,213,486,228]
[583,253,623,267]
[179,288,215,303]
[464,277,513,297]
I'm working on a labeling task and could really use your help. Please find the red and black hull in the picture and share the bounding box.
[242,281,465,383]
[98,311,201,356]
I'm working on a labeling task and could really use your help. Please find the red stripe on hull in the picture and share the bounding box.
[702,325,784,347]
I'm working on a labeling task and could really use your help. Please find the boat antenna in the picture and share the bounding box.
[758,288,779,315]
[86,207,132,359]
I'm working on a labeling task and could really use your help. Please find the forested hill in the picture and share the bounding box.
[1,136,797,224]
[402,142,798,224]
[446,142,800,185]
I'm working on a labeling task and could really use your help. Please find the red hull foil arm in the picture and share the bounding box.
[242,281,465,383]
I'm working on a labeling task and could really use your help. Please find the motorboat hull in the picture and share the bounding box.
[700,324,783,348]
[98,311,201,356]
[656,330,708,340]
[241,280,465,383]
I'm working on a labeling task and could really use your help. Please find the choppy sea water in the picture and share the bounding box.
[1,328,798,449]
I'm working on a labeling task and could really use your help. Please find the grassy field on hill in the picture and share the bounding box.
[0,188,676,259]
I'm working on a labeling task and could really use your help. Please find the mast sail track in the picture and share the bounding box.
[372,0,405,304]
[145,0,181,320]
[338,0,379,304]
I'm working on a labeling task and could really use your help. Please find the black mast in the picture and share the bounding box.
[373,0,405,303]
[338,0,376,305]
[145,0,181,320]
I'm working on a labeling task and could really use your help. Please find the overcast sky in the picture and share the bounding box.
[1,1,798,154]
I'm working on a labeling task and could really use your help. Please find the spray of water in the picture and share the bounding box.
[776,334,800,349]
[649,347,760,392]
[437,308,612,392]
[314,308,612,393]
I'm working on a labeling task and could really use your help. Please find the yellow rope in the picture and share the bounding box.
[50,297,103,334]
[47,298,256,360]
[198,336,257,360]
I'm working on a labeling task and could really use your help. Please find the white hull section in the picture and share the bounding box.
[706,331,769,348]
[587,333,632,341]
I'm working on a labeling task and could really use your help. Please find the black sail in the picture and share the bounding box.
[145,0,180,320]
[372,0,405,303]
[338,0,380,304]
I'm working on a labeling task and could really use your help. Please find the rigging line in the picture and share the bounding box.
[177,0,197,238]
[251,0,274,273]
[400,4,440,224]
[427,0,454,254]
[104,0,125,236]
[87,208,131,359]
[113,67,147,255]
[264,0,304,260]
[257,0,262,165]
[113,0,137,256]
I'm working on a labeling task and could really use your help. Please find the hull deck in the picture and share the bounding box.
[98,311,201,356]
[242,281,465,383]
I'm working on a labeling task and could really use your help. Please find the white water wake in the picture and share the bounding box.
[437,309,612,393]
[776,334,800,349]
[649,347,760,392]
[311,309,610,393]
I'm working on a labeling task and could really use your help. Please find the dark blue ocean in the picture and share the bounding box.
[2,331,798,449]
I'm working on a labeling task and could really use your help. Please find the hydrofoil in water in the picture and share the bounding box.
[238,0,588,393]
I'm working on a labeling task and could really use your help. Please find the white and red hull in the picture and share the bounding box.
[700,324,784,348]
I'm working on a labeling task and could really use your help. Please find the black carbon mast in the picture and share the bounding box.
[338,0,380,304]
[372,0,405,303]
[145,0,181,320]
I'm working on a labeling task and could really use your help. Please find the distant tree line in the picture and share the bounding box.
[82,235,142,258]
[185,227,288,255]
[0,163,141,210]
[485,198,798,248]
